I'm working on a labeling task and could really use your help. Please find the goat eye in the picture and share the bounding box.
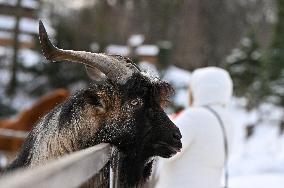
[131,99,140,106]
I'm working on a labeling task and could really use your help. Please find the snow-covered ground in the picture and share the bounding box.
[227,100,284,188]
[229,100,283,172]
[230,173,284,188]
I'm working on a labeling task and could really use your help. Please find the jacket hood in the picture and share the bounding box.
[190,67,233,107]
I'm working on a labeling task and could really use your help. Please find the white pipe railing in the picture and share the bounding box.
[0,128,28,139]
[0,143,111,188]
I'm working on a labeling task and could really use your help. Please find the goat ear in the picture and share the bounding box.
[85,65,107,82]
[84,90,106,114]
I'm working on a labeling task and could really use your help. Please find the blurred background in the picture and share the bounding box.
[0,0,283,187]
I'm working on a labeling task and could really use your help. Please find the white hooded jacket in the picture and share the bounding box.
[156,67,234,188]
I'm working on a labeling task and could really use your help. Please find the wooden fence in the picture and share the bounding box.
[0,143,113,188]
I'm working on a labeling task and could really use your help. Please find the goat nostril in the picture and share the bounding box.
[173,132,181,141]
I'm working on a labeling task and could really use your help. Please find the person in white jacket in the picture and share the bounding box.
[156,67,234,188]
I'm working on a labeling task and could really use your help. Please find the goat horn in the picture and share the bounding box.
[38,20,138,84]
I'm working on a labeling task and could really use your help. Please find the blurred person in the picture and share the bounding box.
[156,67,234,188]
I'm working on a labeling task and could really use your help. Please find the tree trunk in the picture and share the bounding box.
[6,0,21,95]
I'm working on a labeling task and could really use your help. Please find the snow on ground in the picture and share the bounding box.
[227,99,284,188]
[230,173,284,188]
[228,100,283,175]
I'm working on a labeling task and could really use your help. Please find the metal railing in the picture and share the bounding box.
[0,128,28,139]
[0,143,111,188]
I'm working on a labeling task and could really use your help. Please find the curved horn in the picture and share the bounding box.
[38,20,138,84]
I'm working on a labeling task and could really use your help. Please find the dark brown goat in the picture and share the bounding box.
[5,21,182,187]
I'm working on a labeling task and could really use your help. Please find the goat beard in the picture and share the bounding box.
[110,147,154,187]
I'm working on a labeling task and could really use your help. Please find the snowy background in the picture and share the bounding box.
[0,0,284,187]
